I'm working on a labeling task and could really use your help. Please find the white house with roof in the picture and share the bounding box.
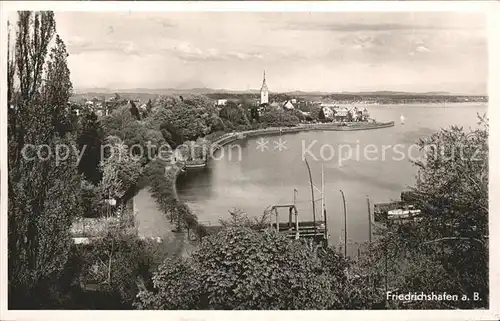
[283,100,295,110]
[321,107,335,120]
[320,103,338,120]
[350,106,359,121]
[217,99,228,106]
[334,106,349,118]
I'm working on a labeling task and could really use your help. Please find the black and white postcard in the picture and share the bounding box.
[1,1,498,321]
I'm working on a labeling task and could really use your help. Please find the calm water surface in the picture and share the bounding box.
[176,103,487,252]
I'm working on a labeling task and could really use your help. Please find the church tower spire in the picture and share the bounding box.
[260,70,269,105]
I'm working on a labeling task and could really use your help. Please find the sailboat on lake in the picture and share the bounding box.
[400,114,405,125]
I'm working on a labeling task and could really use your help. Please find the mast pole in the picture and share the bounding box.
[367,195,372,244]
[340,189,347,257]
[322,164,328,246]
[305,158,317,237]
[321,164,325,222]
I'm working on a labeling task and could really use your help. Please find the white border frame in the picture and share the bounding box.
[1,1,499,320]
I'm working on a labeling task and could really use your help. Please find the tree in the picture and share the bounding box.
[159,121,183,148]
[218,101,250,127]
[352,115,489,309]
[406,115,488,307]
[135,257,201,310]
[250,105,260,122]
[148,95,218,142]
[129,100,141,121]
[143,159,179,224]
[218,208,268,230]
[318,108,326,121]
[346,111,353,122]
[100,136,143,206]
[42,34,73,136]
[135,228,342,309]
[146,99,153,113]
[101,106,165,164]
[77,110,104,184]
[8,11,84,308]
[7,20,16,104]
[80,179,107,218]
[209,114,226,132]
[259,109,299,127]
[74,230,161,308]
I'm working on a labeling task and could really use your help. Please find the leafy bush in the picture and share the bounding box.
[101,106,165,164]
[148,95,218,141]
[135,227,345,309]
[100,136,143,201]
[259,109,299,127]
[219,101,250,126]
[350,115,489,309]
[80,179,105,218]
[74,231,164,308]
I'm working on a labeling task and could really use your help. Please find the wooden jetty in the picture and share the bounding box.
[266,204,327,246]
[199,205,328,247]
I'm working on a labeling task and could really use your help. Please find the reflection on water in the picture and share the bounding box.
[176,103,487,252]
[176,167,214,200]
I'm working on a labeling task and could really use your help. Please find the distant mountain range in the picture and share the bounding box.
[73,87,258,95]
[73,87,487,97]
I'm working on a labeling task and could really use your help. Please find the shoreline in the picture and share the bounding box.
[174,120,395,235]
[209,121,395,153]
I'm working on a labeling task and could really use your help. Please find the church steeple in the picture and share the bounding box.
[260,70,269,105]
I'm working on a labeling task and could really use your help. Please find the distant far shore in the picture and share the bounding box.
[338,101,488,107]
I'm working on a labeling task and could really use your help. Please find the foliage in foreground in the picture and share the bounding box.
[73,230,165,309]
[7,11,85,308]
[135,228,348,309]
[354,115,489,309]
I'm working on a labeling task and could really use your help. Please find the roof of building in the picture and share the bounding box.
[283,100,295,110]
[335,110,349,117]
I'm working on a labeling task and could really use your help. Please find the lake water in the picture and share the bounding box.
[176,103,487,253]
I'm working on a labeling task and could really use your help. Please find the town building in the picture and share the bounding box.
[260,70,269,105]
[217,99,228,106]
[334,106,349,122]
[269,101,281,109]
[320,103,337,120]
[282,100,295,110]
[350,106,359,121]
[322,106,335,120]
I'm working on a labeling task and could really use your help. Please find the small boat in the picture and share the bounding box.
[387,208,421,220]
[185,162,206,169]
[400,114,405,125]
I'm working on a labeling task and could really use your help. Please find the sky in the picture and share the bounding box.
[47,12,488,94]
